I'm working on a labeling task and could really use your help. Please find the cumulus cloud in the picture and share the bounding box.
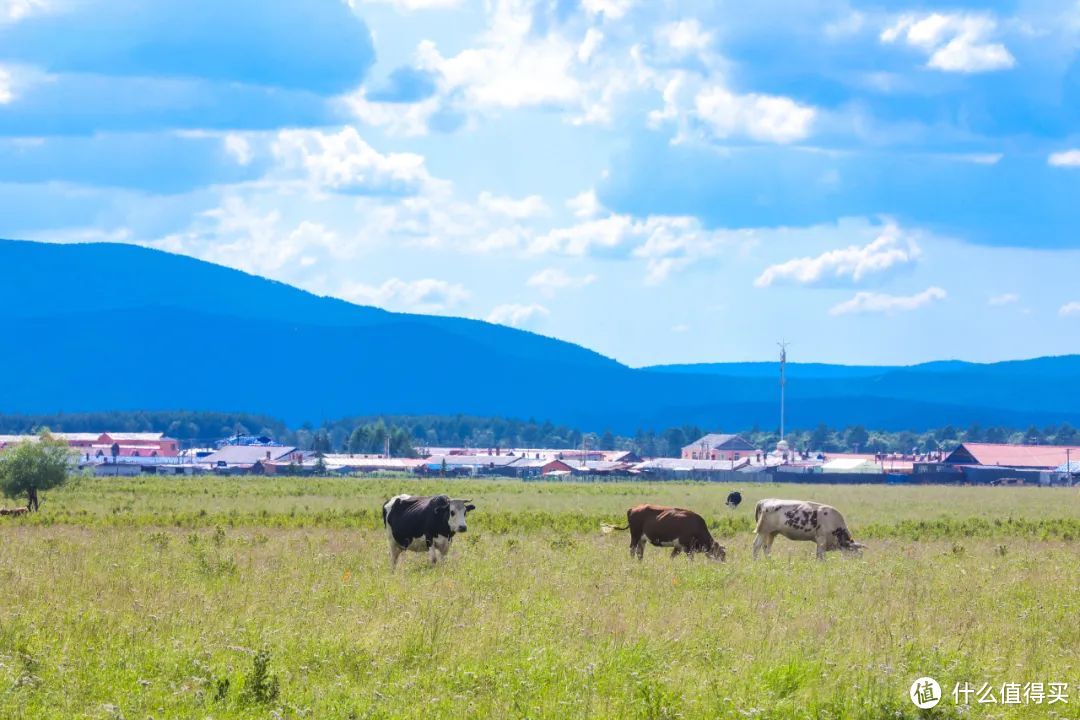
[693,86,815,144]
[754,225,921,287]
[270,126,434,194]
[487,302,550,328]
[1059,301,1080,317]
[1048,149,1080,167]
[526,267,597,295]
[477,191,548,219]
[155,199,347,278]
[658,19,712,54]
[341,277,470,312]
[988,292,1019,306]
[223,134,253,166]
[581,0,633,21]
[829,286,947,316]
[529,211,749,284]
[567,189,604,219]
[881,13,1015,73]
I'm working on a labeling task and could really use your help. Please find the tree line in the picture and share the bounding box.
[1,411,1077,458]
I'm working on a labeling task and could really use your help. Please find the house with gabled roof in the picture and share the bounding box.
[681,433,759,461]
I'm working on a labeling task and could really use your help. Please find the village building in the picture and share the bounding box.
[681,433,759,461]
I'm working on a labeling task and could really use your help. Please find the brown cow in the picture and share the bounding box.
[0,507,29,517]
[604,504,726,561]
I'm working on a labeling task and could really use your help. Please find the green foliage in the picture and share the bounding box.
[0,430,71,504]
[240,649,280,706]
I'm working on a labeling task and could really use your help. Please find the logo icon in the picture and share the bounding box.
[910,677,942,709]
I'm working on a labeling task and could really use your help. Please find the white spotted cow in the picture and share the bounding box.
[382,494,475,569]
[752,498,866,560]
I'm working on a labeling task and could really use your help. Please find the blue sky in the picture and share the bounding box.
[2,0,1079,366]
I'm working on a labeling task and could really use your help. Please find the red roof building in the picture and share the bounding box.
[944,442,1080,469]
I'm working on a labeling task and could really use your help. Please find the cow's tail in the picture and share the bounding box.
[381,498,392,527]
[601,523,628,534]
[754,500,764,524]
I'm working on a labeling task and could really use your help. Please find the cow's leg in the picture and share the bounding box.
[815,537,827,561]
[752,532,765,559]
[388,542,402,570]
[427,541,439,565]
[762,532,777,558]
[630,531,643,560]
[670,546,681,559]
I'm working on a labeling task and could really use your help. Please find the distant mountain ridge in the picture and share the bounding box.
[3,238,1079,433]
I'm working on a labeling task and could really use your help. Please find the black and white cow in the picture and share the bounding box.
[382,494,475,569]
[725,491,743,509]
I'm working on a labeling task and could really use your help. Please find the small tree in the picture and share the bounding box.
[0,430,72,511]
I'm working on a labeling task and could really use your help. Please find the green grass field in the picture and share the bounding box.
[1,476,1078,719]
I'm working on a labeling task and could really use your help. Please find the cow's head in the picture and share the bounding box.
[833,527,866,555]
[706,541,726,562]
[842,540,867,556]
[448,498,475,533]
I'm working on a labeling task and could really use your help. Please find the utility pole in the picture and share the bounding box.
[778,341,790,442]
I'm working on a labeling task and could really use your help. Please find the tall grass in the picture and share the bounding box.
[0,476,1077,718]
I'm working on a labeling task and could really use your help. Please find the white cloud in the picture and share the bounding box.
[341,277,470,312]
[487,302,550,328]
[1059,301,1080,317]
[694,86,816,144]
[530,211,749,284]
[341,89,442,138]
[531,214,635,256]
[155,199,348,278]
[581,0,633,21]
[658,19,712,54]
[526,267,597,295]
[415,9,584,112]
[754,225,921,287]
[1048,149,1080,167]
[567,189,604,219]
[223,134,253,166]
[0,0,50,24]
[671,323,690,333]
[881,13,1015,73]
[270,126,434,194]
[477,191,548,219]
[988,292,1019,306]
[829,287,947,316]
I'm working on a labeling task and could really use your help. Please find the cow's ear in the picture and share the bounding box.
[465,504,476,512]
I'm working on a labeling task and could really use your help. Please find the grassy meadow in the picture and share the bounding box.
[1,475,1078,719]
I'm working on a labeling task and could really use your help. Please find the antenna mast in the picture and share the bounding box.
[778,341,790,442]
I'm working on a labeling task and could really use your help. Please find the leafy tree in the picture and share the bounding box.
[347,426,369,454]
[0,430,72,512]
[845,425,869,452]
[600,430,615,451]
[1055,423,1077,445]
[809,423,831,451]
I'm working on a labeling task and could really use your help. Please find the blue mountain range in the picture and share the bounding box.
[3,238,1079,433]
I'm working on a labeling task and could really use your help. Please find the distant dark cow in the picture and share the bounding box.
[726,491,742,509]
[0,507,29,517]
[753,498,866,560]
[382,494,475,569]
[605,504,725,561]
